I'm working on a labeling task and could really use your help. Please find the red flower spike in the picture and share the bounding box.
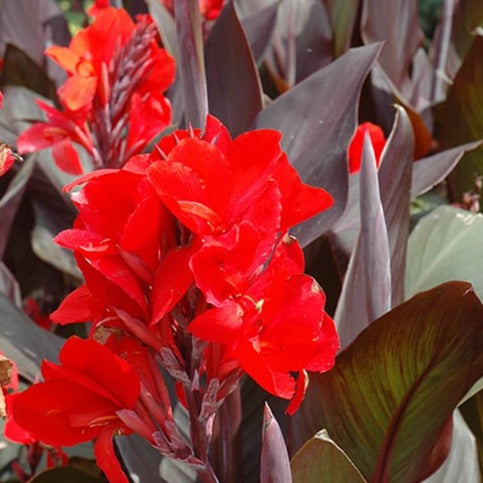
[11,337,140,482]
[348,122,386,174]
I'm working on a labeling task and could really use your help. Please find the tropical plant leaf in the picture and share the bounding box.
[173,0,208,128]
[422,409,480,483]
[254,43,382,246]
[442,34,483,204]
[235,0,280,65]
[361,0,424,89]
[291,429,366,483]
[411,141,482,197]
[323,0,360,57]
[205,1,263,136]
[0,156,36,258]
[260,403,292,483]
[405,205,483,302]
[290,281,483,482]
[0,292,63,382]
[333,137,391,349]
[378,105,414,306]
[263,0,333,87]
[29,465,104,483]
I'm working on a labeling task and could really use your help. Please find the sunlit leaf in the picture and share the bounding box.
[291,429,366,483]
[406,205,483,302]
[290,282,483,482]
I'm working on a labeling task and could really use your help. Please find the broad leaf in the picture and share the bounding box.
[422,410,480,483]
[29,466,104,483]
[255,43,382,246]
[291,429,366,483]
[205,1,263,136]
[0,292,63,382]
[411,141,482,197]
[290,282,483,482]
[260,403,292,483]
[323,0,360,57]
[442,34,483,204]
[361,0,424,89]
[406,206,483,302]
[235,0,280,65]
[0,156,36,258]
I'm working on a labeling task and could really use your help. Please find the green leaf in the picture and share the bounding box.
[289,282,483,482]
[291,429,366,483]
[405,205,483,302]
[442,34,483,204]
[324,0,360,57]
[28,465,105,483]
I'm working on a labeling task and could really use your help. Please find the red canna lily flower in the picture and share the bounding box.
[188,236,339,412]
[0,91,15,177]
[347,122,386,174]
[11,337,141,483]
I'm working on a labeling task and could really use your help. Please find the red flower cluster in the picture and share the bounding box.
[52,115,338,407]
[348,122,387,174]
[17,8,175,173]
[11,116,339,479]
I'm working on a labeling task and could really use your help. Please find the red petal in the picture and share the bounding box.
[17,124,67,153]
[50,285,95,325]
[94,427,130,483]
[150,245,196,324]
[58,75,97,112]
[52,139,84,175]
[58,337,140,409]
[0,147,14,177]
[273,153,334,231]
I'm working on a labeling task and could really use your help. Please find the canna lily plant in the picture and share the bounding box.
[0,1,481,482]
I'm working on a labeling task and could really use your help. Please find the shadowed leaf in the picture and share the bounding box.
[422,410,480,483]
[290,282,483,482]
[411,141,482,197]
[361,0,424,89]
[0,292,63,382]
[323,0,360,57]
[261,403,292,483]
[205,1,263,136]
[29,466,104,483]
[291,429,366,483]
[235,0,280,65]
[255,43,382,246]
[406,206,483,303]
[442,34,483,204]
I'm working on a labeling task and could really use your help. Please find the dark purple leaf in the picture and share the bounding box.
[260,403,292,483]
[0,156,35,258]
[1,44,57,100]
[0,0,70,87]
[235,0,280,65]
[378,105,414,306]
[411,141,482,197]
[146,0,177,57]
[28,465,104,483]
[361,0,424,89]
[205,1,263,136]
[173,0,208,128]
[334,132,391,349]
[0,261,21,307]
[255,43,382,246]
[264,0,333,86]
[290,282,483,482]
[0,292,63,382]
